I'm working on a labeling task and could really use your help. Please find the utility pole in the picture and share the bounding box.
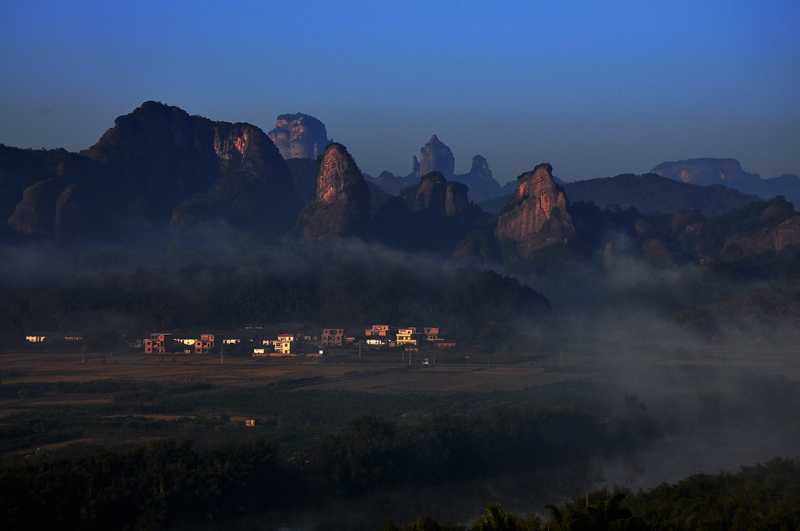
[81,343,85,364]
[220,339,223,365]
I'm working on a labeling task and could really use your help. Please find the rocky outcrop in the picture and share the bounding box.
[368,140,505,201]
[411,171,448,213]
[494,163,575,259]
[445,181,470,216]
[87,102,294,237]
[268,113,331,160]
[2,101,295,242]
[292,143,370,240]
[370,171,488,255]
[717,202,800,261]
[453,155,504,202]
[413,135,454,180]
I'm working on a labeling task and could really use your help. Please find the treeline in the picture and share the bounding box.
[0,437,287,530]
[1,401,656,530]
[5,423,797,530]
[385,457,800,531]
[307,401,656,496]
[0,242,551,345]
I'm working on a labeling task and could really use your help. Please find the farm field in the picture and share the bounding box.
[2,338,798,461]
[0,351,581,391]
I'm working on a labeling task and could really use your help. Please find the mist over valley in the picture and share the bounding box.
[0,99,799,530]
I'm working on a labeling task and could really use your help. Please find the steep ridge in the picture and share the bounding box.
[292,143,370,240]
[495,163,575,260]
[2,101,295,241]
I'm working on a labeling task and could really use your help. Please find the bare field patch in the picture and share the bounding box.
[309,365,591,392]
[0,351,595,394]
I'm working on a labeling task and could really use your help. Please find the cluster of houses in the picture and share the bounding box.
[140,324,456,358]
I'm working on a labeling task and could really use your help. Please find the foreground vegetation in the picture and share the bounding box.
[2,369,799,530]
[385,457,800,531]
[4,435,798,531]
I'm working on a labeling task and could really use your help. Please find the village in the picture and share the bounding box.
[140,324,456,359]
[21,324,458,362]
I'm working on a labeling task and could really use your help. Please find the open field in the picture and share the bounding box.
[3,341,800,389]
[0,349,591,402]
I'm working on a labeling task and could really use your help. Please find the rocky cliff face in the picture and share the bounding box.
[268,113,331,160]
[494,163,575,259]
[405,172,475,220]
[3,101,295,242]
[292,143,370,240]
[413,135,455,180]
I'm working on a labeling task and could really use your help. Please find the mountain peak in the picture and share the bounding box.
[494,163,575,259]
[413,135,454,180]
[292,143,370,240]
[268,113,331,160]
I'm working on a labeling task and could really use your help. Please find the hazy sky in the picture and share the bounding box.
[1,1,798,184]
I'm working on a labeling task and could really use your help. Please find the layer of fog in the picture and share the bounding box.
[3,224,799,530]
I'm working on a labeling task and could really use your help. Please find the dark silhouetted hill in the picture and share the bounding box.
[563,173,760,216]
[1,101,296,242]
[369,171,490,255]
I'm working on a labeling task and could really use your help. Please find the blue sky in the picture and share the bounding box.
[1,1,798,184]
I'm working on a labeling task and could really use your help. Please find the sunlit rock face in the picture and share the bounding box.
[413,135,455,180]
[494,163,575,259]
[293,143,370,240]
[268,113,331,160]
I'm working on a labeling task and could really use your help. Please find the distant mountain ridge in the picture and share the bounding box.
[3,104,800,279]
[652,158,800,207]
[367,136,508,202]
[478,173,762,217]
